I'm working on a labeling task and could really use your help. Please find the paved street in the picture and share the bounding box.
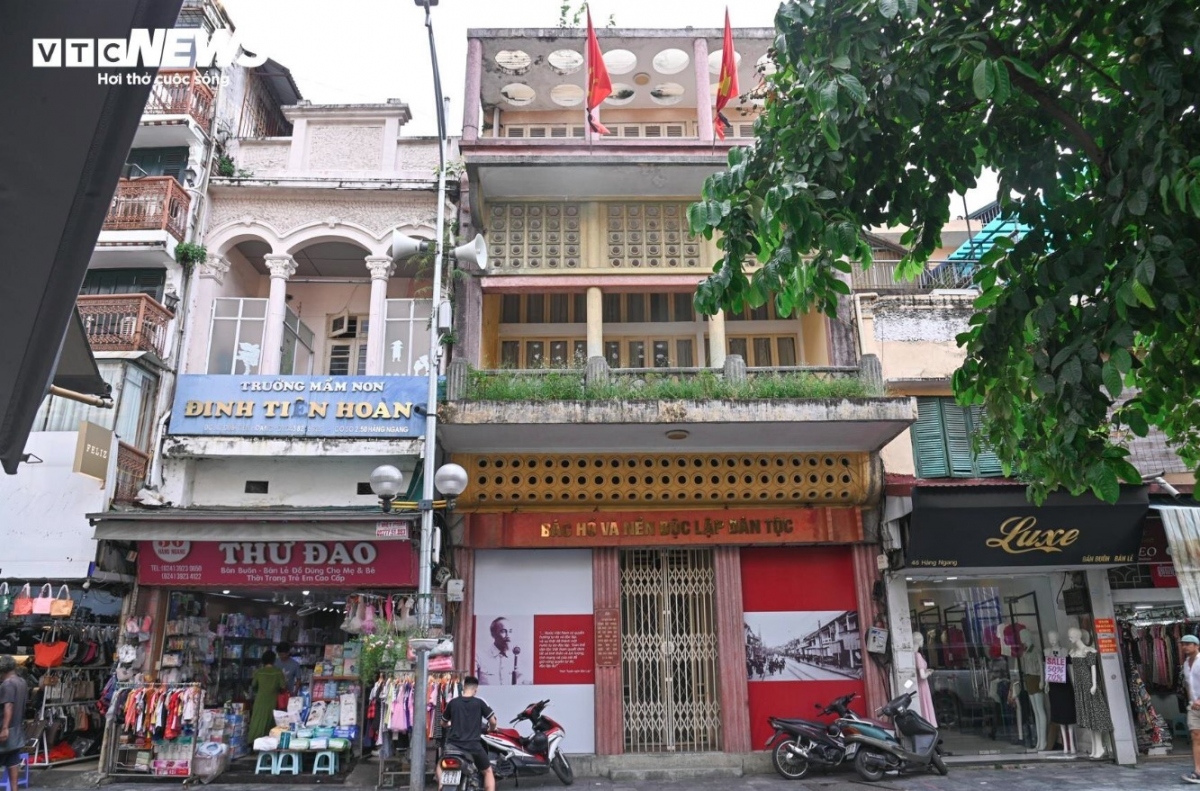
[25,756,1200,791]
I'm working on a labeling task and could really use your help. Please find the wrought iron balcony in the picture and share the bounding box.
[144,69,214,134]
[114,441,150,504]
[851,259,979,291]
[76,293,174,358]
[102,177,191,241]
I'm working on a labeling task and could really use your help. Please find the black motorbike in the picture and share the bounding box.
[844,686,948,782]
[764,693,892,780]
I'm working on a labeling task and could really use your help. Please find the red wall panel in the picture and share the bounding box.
[741,546,867,748]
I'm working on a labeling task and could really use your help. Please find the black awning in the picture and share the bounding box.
[906,485,1150,568]
[53,308,109,397]
[0,0,183,474]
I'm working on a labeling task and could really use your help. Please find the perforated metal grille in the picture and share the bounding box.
[453,452,870,508]
[621,548,721,752]
[487,202,582,270]
[606,202,701,268]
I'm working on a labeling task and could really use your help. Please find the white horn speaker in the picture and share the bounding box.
[451,233,488,271]
[390,230,425,261]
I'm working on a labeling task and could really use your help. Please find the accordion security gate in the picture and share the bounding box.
[620,548,722,752]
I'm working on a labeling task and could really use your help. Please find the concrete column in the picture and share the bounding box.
[286,118,307,171]
[260,254,297,375]
[586,286,603,358]
[593,548,623,755]
[714,547,751,752]
[708,309,726,368]
[694,37,713,142]
[851,545,890,715]
[884,571,918,700]
[452,544,475,675]
[462,39,483,143]
[364,255,395,375]
[1086,569,1138,765]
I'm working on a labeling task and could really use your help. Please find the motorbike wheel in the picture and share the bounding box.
[770,739,811,780]
[551,752,575,786]
[931,751,949,776]
[853,749,887,783]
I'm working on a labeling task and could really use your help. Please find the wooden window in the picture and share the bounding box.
[125,147,189,183]
[501,295,521,323]
[80,268,166,303]
[499,294,587,324]
[727,335,801,367]
[501,338,586,368]
[526,293,545,323]
[327,315,369,376]
[912,397,1004,479]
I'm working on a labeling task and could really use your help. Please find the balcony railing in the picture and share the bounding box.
[144,69,214,133]
[446,355,883,402]
[76,294,174,358]
[103,177,191,241]
[851,259,979,291]
[114,441,150,504]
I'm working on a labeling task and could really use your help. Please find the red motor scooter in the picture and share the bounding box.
[481,699,573,785]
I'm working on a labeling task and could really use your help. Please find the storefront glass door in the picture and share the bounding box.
[620,548,721,752]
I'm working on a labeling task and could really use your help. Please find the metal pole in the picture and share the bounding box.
[412,3,447,790]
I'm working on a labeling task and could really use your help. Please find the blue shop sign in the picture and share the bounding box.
[169,375,427,438]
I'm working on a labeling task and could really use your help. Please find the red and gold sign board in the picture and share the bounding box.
[1094,618,1118,654]
[466,508,863,549]
[594,608,621,668]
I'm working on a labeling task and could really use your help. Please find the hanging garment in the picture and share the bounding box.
[1071,653,1114,733]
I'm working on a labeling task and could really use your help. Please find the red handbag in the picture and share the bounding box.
[277,692,290,710]
[34,639,68,668]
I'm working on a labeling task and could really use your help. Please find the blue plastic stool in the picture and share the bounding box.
[312,751,337,776]
[0,754,29,790]
[255,752,278,775]
[274,752,301,775]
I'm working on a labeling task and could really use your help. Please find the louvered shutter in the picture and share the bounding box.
[126,147,189,183]
[912,397,950,478]
[968,405,1004,476]
[943,403,976,477]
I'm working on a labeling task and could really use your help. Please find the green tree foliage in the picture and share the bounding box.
[689,0,1200,502]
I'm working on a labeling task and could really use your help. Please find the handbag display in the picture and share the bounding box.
[32,583,54,615]
[50,585,73,618]
[0,583,11,615]
[34,639,69,668]
[12,584,33,617]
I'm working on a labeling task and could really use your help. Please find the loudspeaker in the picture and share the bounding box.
[451,233,488,271]
[390,230,426,261]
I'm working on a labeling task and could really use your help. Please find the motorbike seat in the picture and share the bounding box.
[492,728,523,741]
[772,718,819,729]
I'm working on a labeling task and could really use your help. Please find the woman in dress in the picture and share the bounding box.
[249,650,287,741]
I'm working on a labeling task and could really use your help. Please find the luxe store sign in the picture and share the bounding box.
[906,486,1149,568]
[137,540,416,587]
[168,375,427,438]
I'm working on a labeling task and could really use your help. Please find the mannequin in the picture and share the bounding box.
[1044,630,1076,754]
[1019,628,1048,751]
[912,631,937,726]
[996,623,1023,742]
[1068,627,1113,759]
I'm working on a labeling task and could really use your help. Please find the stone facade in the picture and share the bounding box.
[208,193,437,240]
[306,124,385,170]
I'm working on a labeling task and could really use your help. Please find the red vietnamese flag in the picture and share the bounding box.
[714,8,740,140]
[585,6,612,135]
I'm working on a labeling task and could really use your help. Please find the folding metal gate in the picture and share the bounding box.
[620,548,721,752]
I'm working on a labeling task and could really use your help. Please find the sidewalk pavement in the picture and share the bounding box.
[23,756,1200,791]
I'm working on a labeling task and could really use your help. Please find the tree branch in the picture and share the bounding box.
[1067,47,1125,97]
[1033,14,1088,71]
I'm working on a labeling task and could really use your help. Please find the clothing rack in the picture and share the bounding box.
[375,671,463,789]
[102,682,204,780]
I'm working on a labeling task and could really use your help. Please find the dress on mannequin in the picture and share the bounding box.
[1071,652,1113,733]
[1046,648,1076,724]
[912,632,938,727]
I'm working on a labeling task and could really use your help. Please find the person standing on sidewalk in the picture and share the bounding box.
[0,657,28,791]
[1181,634,1200,783]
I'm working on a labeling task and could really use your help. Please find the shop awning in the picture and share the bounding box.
[90,509,417,542]
[1154,504,1200,615]
[906,485,1149,569]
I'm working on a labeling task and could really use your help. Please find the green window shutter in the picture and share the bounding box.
[126,147,189,183]
[912,397,950,478]
[943,402,976,477]
[968,405,1005,477]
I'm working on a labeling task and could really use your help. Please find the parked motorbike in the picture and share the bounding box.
[764,693,893,780]
[844,682,948,782]
[482,699,573,785]
[438,746,482,791]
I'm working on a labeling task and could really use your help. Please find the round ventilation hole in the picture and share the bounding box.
[548,49,584,75]
[603,49,638,75]
[495,50,532,74]
[653,48,690,75]
[500,83,535,107]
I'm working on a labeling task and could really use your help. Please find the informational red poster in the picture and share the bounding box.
[473,613,594,686]
[137,540,416,587]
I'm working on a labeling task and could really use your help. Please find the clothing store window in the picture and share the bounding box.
[905,574,1103,757]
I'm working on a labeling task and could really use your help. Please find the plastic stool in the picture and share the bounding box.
[313,751,337,776]
[0,754,29,790]
[255,752,278,775]
[275,751,301,775]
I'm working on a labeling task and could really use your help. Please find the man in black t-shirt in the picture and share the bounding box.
[0,657,28,791]
[440,676,497,791]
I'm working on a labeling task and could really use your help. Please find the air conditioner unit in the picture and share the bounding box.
[329,310,352,338]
